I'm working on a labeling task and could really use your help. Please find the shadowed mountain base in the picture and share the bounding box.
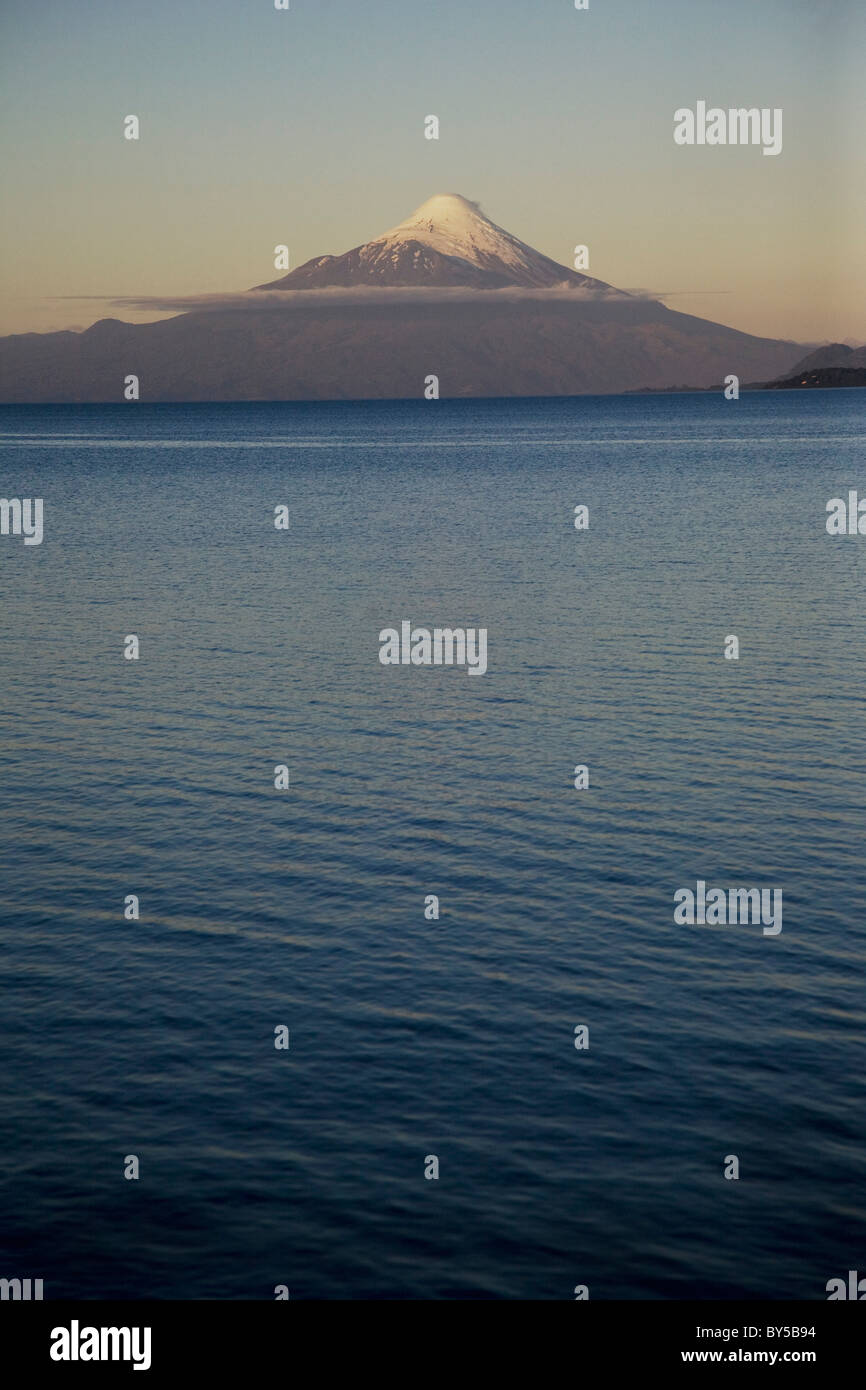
[0,297,802,403]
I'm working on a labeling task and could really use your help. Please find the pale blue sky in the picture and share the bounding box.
[1,0,862,341]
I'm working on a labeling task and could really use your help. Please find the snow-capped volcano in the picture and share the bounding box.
[378,194,604,286]
[0,192,806,402]
[256,193,615,292]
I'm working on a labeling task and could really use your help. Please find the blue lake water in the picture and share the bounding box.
[0,390,864,1299]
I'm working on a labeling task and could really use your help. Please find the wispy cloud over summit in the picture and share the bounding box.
[62,285,647,315]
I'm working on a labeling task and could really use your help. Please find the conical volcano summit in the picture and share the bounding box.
[0,194,804,402]
[256,193,615,292]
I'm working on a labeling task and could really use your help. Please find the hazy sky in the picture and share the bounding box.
[0,0,862,343]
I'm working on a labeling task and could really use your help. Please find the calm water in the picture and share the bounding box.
[1,391,864,1300]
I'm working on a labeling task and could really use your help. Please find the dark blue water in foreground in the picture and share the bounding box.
[1,391,864,1299]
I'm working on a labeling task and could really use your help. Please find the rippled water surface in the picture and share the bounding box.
[1,391,864,1298]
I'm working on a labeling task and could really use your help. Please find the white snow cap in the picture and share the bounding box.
[390,193,490,236]
[377,193,554,277]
